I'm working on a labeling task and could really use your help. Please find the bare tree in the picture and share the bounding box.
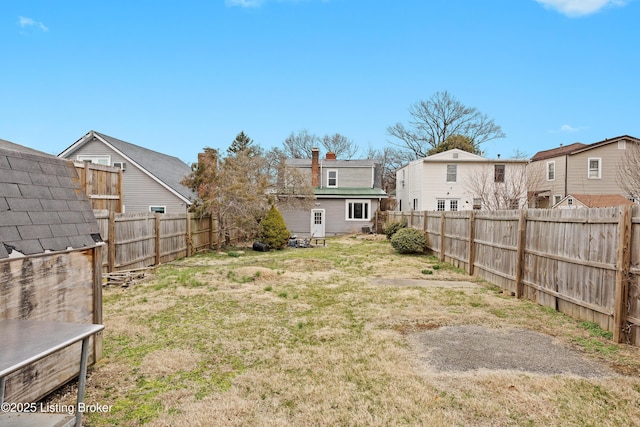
[320,133,359,159]
[283,129,318,159]
[388,91,506,159]
[617,141,640,202]
[265,147,315,211]
[364,144,412,196]
[464,161,539,210]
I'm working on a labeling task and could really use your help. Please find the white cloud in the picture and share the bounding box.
[535,0,627,17]
[560,124,579,132]
[225,0,264,7]
[18,16,48,31]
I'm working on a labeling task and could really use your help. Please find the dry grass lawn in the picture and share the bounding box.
[48,235,640,426]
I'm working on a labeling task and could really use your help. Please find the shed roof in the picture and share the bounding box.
[556,194,635,208]
[0,145,101,259]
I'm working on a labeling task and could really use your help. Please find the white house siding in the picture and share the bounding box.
[396,150,528,211]
[63,138,189,213]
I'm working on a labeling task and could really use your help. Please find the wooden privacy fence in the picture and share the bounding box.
[74,161,123,213]
[387,206,640,347]
[94,211,243,273]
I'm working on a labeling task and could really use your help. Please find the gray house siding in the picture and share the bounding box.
[282,198,380,236]
[60,132,194,214]
[319,165,374,188]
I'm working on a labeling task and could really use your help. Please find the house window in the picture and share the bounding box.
[588,158,601,179]
[436,199,458,211]
[413,198,418,210]
[494,164,505,183]
[446,165,457,182]
[77,155,110,166]
[327,170,338,187]
[149,206,166,214]
[473,198,482,210]
[619,140,626,150]
[553,195,562,206]
[450,200,458,211]
[314,211,322,225]
[346,200,370,220]
[437,199,446,211]
[547,161,555,181]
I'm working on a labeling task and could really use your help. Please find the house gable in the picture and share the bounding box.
[59,131,196,213]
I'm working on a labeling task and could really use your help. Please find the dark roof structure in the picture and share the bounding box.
[530,142,587,162]
[0,143,101,259]
[60,131,196,203]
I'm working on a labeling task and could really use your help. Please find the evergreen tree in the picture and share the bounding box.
[258,205,290,249]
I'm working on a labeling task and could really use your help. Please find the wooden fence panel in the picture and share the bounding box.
[443,211,471,271]
[158,214,188,264]
[473,211,519,292]
[385,205,640,345]
[114,213,157,270]
[74,162,122,213]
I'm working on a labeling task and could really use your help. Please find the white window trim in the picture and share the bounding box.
[553,195,562,206]
[619,140,626,150]
[446,164,457,183]
[587,157,601,179]
[345,199,371,221]
[149,206,166,214]
[77,155,111,165]
[546,161,555,181]
[327,169,338,188]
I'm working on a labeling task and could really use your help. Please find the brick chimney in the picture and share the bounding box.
[326,151,336,160]
[311,148,319,187]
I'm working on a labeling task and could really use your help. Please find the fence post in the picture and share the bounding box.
[155,213,161,266]
[108,212,115,273]
[614,204,632,343]
[468,211,476,276]
[208,215,215,249]
[514,209,527,299]
[92,244,103,361]
[186,212,193,257]
[440,212,446,262]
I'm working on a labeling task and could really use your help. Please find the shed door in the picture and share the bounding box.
[310,209,325,238]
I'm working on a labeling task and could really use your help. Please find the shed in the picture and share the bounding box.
[0,142,104,403]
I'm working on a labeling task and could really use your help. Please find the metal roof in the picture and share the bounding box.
[314,187,388,198]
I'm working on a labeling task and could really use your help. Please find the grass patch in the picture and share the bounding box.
[48,235,640,427]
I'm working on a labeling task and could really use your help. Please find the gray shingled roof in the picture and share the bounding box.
[0,145,101,259]
[91,131,196,202]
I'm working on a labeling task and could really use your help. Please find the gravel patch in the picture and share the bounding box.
[409,325,615,378]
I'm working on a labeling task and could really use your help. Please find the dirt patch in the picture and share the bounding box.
[371,278,479,288]
[408,325,615,378]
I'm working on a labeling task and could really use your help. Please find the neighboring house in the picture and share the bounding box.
[396,149,529,212]
[529,135,640,208]
[552,194,635,209]
[59,130,196,213]
[279,149,387,236]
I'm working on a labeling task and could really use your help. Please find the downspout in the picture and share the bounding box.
[564,155,568,197]
[320,161,323,188]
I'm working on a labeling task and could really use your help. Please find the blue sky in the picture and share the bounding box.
[1,0,638,164]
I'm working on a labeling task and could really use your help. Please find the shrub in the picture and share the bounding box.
[390,227,427,254]
[384,219,408,240]
[258,206,290,249]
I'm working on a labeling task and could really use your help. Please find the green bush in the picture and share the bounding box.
[384,219,408,240]
[258,206,290,249]
[390,227,427,254]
